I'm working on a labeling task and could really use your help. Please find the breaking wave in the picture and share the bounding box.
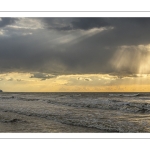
[0,92,150,132]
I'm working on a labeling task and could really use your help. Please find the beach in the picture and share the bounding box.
[0,92,150,132]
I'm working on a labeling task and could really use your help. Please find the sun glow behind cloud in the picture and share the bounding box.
[0,72,150,92]
[111,44,150,74]
[1,18,150,92]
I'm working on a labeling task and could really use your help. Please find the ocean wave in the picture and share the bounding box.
[1,93,150,132]
[109,93,139,97]
[18,97,40,101]
[0,108,148,132]
[47,98,150,113]
[0,118,25,123]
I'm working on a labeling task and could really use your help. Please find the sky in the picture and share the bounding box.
[0,17,150,92]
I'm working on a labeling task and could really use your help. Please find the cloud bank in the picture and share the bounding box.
[1,18,150,78]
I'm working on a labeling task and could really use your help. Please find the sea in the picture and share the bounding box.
[0,92,150,133]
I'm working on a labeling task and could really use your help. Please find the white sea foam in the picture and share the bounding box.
[0,92,150,132]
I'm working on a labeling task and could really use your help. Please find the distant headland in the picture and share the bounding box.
[0,90,3,92]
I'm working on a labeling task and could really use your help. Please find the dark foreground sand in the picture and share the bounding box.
[0,110,103,133]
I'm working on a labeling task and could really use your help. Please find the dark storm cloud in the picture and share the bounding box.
[40,17,150,33]
[41,18,110,30]
[57,18,150,75]
[1,18,150,76]
[84,78,92,81]
[40,18,150,49]
[109,72,139,79]
[77,77,92,81]
[0,33,58,73]
[0,18,18,28]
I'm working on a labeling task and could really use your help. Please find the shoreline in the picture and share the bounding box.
[0,110,104,133]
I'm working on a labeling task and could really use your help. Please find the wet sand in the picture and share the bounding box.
[0,110,103,133]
